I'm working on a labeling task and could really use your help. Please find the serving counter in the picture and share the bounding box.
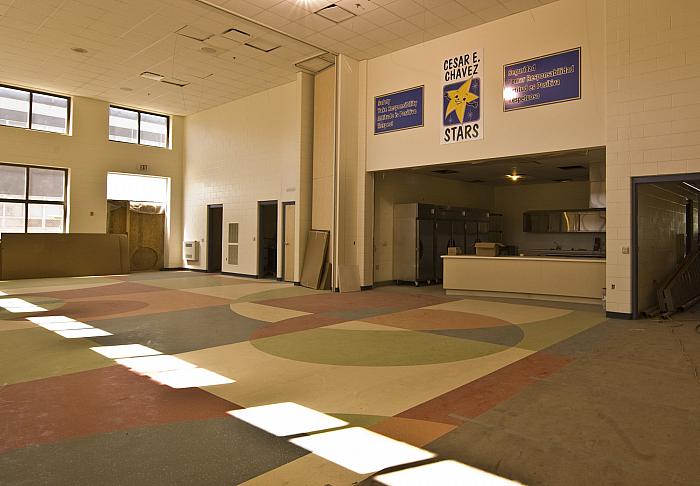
[441,255,605,303]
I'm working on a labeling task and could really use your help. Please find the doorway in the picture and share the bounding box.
[633,173,700,317]
[258,201,278,279]
[207,204,223,273]
[282,202,296,282]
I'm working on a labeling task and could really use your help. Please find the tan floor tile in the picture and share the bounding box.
[182,283,289,300]
[229,302,310,322]
[425,299,573,324]
[325,320,409,331]
[178,341,532,417]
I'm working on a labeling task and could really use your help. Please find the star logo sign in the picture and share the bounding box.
[444,77,480,125]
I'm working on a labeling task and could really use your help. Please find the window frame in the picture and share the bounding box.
[108,105,170,149]
[0,83,71,135]
[0,162,69,235]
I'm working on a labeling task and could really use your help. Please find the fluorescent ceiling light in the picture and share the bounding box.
[90,344,162,359]
[161,78,190,88]
[315,4,355,23]
[228,402,348,437]
[116,355,196,374]
[175,25,212,42]
[295,55,334,73]
[375,460,526,486]
[55,328,112,338]
[140,72,165,82]
[222,28,251,43]
[245,39,281,53]
[290,427,435,474]
[148,367,234,389]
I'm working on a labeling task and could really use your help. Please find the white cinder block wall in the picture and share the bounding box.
[605,0,700,314]
[183,79,311,279]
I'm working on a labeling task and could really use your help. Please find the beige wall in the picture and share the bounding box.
[0,96,184,267]
[183,78,312,279]
[493,181,603,251]
[373,170,493,282]
[365,0,605,171]
[637,183,692,312]
[605,0,700,314]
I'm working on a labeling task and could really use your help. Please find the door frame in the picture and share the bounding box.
[631,172,700,318]
[206,204,223,273]
[281,201,296,282]
[257,200,278,278]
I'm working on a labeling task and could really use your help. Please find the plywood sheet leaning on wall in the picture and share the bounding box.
[300,230,330,289]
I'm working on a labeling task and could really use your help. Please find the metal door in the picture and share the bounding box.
[417,219,435,282]
[435,220,452,280]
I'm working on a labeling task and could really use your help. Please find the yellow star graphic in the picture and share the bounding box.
[445,78,479,124]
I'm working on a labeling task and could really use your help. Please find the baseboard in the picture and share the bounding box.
[276,277,284,281]
[294,282,301,286]
[606,311,633,320]
[165,267,207,273]
[445,289,603,306]
[361,285,373,291]
[222,271,259,279]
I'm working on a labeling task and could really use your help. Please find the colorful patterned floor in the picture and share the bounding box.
[1,271,698,485]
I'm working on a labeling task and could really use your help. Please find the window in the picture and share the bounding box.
[0,85,69,134]
[106,172,169,203]
[0,163,67,236]
[109,106,168,148]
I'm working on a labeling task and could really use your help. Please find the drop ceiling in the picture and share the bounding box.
[0,0,556,116]
[407,147,606,186]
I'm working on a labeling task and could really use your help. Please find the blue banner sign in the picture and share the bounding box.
[374,86,424,135]
[503,47,581,111]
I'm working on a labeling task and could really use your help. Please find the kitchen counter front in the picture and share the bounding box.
[441,255,606,302]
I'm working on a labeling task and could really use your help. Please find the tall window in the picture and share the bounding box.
[109,106,169,148]
[0,85,70,134]
[0,163,67,236]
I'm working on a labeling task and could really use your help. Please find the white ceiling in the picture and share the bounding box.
[407,147,605,186]
[0,0,557,115]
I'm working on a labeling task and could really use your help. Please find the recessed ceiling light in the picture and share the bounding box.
[432,169,458,174]
[222,28,251,43]
[295,53,335,73]
[314,4,356,23]
[245,39,281,53]
[71,47,88,54]
[140,71,165,82]
[200,46,217,54]
[120,87,133,92]
[175,25,212,42]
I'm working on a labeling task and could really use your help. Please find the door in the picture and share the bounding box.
[283,203,295,282]
[207,205,223,273]
[417,219,435,282]
[258,201,278,278]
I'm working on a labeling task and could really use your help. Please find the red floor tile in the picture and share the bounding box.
[397,352,574,425]
[0,365,240,453]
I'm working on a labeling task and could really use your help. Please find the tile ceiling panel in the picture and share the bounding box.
[0,0,555,115]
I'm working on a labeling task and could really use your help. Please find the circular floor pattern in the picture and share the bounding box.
[252,321,524,367]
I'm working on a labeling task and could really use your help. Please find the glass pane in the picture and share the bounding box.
[0,202,25,235]
[27,203,64,233]
[0,86,30,128]
[107,172,168,203]
[31,93,69,133]
[139,113,168,148]
[29,167,65,201]
[0,164,26,199]
[109,107,138,143]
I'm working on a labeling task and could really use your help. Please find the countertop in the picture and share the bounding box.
[441,255,606,263]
